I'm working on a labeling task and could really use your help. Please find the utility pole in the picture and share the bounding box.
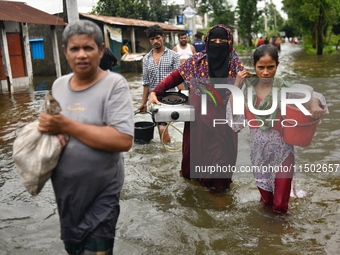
[192,0,197,38]
[65,0,79,23]
[183,0,196,40]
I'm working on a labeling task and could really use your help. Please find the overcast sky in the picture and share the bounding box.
[14,0,287,19]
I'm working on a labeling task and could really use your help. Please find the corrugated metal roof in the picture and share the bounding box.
[80,13,185,32]
[0,1,65,26]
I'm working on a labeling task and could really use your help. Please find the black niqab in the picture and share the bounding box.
[207,27,231,78]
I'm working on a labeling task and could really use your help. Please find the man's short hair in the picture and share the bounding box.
[62,20,103,48]
[145,25,164,38]
[178,32,188,38]
[194,33,202,39]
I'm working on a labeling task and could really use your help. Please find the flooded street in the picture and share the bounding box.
[0,43,339,255]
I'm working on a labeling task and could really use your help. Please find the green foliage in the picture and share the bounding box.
[332,18,340,35]
[198,0,235,26]
[92,0,178,22]
[262,1,286,34]
[303,43,336,54]
[329,32,340,49]
[302,33,336,54]
[234,44,254,54]
[280,20,302,38]
[282,0,340,54]
[237,0,259,46]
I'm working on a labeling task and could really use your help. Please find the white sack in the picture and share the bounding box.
[12,93,68,196]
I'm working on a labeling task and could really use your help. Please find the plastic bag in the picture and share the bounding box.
[12,92,69,196]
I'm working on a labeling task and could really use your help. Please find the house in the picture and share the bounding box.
[28,12,187,74]
[79,13,185,72]
[0,1,66,93]
[1,1,186,93]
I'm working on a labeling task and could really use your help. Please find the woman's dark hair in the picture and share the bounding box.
[145,25,164,38]
[252,44,279,66]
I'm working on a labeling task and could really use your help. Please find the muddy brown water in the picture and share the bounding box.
[0,43,339,255]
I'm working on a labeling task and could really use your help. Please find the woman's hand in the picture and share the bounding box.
[310,98,326,119]
[147,92,161,106]
[235,70,251,88]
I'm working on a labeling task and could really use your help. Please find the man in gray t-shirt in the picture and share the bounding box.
[38,20,134,254]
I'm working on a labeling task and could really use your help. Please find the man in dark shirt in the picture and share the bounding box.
[192,33,205,52]
[99,47,118,71]
[136,41,146,53]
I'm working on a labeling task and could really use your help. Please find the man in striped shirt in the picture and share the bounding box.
[138,25,183,144]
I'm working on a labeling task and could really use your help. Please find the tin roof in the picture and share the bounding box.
[80,13,185,32]
[0,1,65,26]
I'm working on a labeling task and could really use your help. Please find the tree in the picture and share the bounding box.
[265,1,285,33]
[237,0,260,46]
[280,21,300,39]
[283,0,340,55]
[198,0,235,27]
[92,0,178,23]
[332,18,340,50]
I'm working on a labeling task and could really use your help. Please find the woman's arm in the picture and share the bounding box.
[148,70,184,106]
[229,70,250,113]
[310,91,329,119]
[153,69,184,94]
[225,70,250,133]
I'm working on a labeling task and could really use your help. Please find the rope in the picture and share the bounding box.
[160,122,183,152]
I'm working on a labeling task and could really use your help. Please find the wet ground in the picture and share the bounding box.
[0,43,339,255]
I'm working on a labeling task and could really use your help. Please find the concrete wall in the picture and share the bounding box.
[28,22,69,77]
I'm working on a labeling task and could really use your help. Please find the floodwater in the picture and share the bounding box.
[0,43,339,255]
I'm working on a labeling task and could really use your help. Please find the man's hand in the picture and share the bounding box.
[137,104,147,113]
[38,112,65,134]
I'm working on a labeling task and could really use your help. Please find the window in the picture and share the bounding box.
[29,38,45,59]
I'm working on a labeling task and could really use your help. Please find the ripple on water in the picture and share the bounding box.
[1,48,340,254]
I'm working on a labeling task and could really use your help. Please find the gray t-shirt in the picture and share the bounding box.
[51,71,134,242]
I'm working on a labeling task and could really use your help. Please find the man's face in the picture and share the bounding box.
[179,35,188,46]
[62,34,104,77]
[149,34,164,50]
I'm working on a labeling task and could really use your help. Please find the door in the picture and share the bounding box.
[0,32,26,80]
